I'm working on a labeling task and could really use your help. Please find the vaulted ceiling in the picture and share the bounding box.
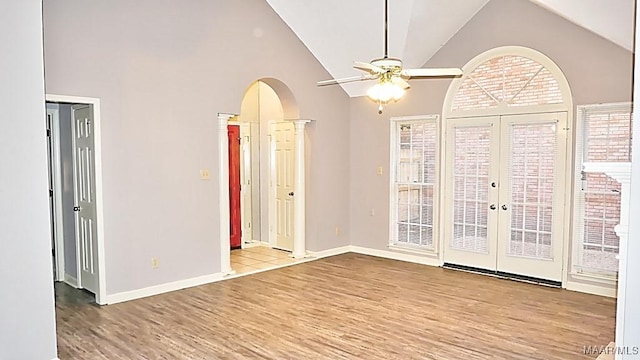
[266,0,635,97]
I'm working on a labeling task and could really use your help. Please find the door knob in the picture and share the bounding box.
[489,204,496,210]
[288,192,294,196]
[73,206,81,212]
[491,182,497,188]
[501,204,508,211]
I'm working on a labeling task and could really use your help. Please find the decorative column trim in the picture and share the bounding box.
[218,113,236,276]
[290,119,311,258]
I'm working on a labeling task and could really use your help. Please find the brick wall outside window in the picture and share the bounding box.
[579,108,632,273]
[394,121,437,248]
[451,55,563,111]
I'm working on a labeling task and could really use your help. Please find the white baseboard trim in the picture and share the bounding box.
[241,241,265,249]
[307,246,352,259]
[105,245,613,305]
[566,280,617,298]
[351,246,442,267]
[63,274,79,288]
[105,272,225,305]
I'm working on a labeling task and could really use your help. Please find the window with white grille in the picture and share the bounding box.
[390,116,438,250]
[451,55,563,112]
[574,103,632,274]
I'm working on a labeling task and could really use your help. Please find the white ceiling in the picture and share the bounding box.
[266,0,635,97]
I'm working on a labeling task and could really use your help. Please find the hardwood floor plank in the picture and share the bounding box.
[56,253,615,359]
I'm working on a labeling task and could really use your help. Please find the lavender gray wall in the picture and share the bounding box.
[43,0,351,295]
[349,0,633,251]
[0,1,58,359]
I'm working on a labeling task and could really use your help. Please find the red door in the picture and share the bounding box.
[228,125,242,249]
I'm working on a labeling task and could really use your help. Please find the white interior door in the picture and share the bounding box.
[444,113,567,282]
[273,121,294,251]
[444,117,500,270]
[496,113,566,281]
[72,105,99,293]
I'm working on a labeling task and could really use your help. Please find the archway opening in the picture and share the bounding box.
[222,78,307,276]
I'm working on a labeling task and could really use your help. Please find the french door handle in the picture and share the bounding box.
[501,204,508,211]
[288,192,294,197]
[73,206,81,212]
[489,204,496,210]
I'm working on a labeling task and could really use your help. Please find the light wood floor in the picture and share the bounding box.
[231,246,298,274]
[55,253,615,359]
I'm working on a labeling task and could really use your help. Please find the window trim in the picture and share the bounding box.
[388,114,440,254]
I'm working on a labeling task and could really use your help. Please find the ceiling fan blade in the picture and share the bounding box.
[317,74,378,87]
[391,76,411,90]
[401,68,463,78]
[353,61,385,74]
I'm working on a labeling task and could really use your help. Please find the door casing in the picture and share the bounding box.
[45,94,106,305]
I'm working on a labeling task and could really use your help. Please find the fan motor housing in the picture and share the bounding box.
[371,57,403,71]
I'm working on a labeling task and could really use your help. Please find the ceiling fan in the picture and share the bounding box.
[317,0,463,113]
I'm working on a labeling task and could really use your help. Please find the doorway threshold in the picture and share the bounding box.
[443,263,562,288]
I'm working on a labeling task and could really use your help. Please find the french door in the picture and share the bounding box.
[443,112,567,281]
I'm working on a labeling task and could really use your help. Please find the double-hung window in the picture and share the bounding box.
[574,103,632,275]
[389,115,439,251]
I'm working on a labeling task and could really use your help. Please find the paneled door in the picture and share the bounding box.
[444,112,567,282]
[72,105,98,293]
[273,121,294,251]
[228,125,242,249]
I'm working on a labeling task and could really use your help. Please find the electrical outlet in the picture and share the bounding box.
[335,226,340,236]
[377,166,383,175]
[370,208,375,216]
[199,169,210,180]
[151,257,159,269]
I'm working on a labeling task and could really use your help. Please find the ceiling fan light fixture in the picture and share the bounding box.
[367,79,405,103]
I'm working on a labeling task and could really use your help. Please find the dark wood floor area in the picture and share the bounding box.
[55,253,615,359]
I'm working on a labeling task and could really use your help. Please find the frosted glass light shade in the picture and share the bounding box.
[367,81,405,102]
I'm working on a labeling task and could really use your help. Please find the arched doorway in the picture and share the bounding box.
[441,46,573,284]
[218,78,309,275]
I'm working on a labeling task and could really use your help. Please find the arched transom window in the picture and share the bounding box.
[451,55,564,112]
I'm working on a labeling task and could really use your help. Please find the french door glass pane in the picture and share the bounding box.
[507,122,556,259]
[451,126,490,254]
